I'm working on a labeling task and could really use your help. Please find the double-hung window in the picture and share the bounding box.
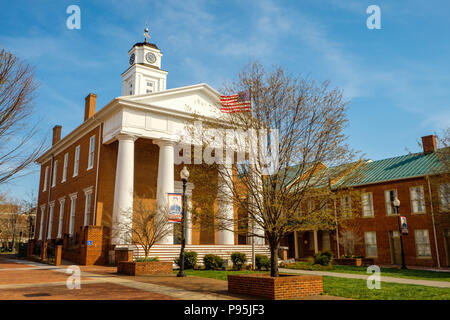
[415,229,431,257]
[69,194,77,236]
[362,192,374,217]
[47,203,54,239]
[57,198,65,239]
[410,186,425,214]
[385,189,398,215]
[439,183,450,212]
[341,195,352,218]
[364,231,378,257]
[51,160,58,187]
[39,205,45,240]
[73,145,80,176]
[62,153,68,182]
[84,188,93,226]
[88,136,95,170]
[43,167,49,191]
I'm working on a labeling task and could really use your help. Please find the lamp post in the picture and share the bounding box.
[177,166,189,277]
[393,198,407,269]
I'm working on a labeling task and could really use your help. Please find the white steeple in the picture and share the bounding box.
[121,28,167,96]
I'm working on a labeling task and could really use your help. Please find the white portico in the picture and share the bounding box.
[105,36,239,247]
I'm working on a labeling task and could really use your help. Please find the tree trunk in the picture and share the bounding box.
[144,248,149,261]
[269,241,279,277]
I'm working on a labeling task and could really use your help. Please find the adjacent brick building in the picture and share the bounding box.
[285,135,450,268]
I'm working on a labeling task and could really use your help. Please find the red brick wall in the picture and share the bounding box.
[60,226,108,265]
[283,175,450,268]
[36,125,100,241]
[228,274,323,299]
[337,176,447,267]
[117,261,173,275]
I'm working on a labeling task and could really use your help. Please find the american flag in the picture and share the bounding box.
[220,90,252,113]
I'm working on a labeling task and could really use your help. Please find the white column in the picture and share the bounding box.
[186,197,192,245]
[154,139,175,244]
[249,164,265,245]
[294,231,299,259]
[313,230,319,254]
[217,163,235,245]
[112,134,136,245]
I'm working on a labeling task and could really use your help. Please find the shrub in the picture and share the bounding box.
[313,250,333,266]
[135,256,159,262]
[174,251,197,269]
[255,254,270,270]
[203,254,224,270]
[230,252,247,270]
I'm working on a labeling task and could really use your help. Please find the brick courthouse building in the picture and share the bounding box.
[32,37,269,265]
[284,136,450,268]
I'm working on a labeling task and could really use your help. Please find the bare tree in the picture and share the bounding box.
[186,62,360,277]
[436,127,450,170]
[0,194,19,250]
[339,220,364,257]
[0,49,44,185]
[429,128,450,230]
[114,197,173,261]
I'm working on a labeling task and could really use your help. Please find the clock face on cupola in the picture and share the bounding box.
[146,52,156,64]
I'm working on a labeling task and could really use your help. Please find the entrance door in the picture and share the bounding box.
[389,231,402,265]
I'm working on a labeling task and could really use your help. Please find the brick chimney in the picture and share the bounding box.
[422,135,437,153]
[84,93,97,121]
[52,125,62,145]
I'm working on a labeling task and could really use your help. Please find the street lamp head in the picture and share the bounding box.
[180,166,190,181]
[393,198,400,207]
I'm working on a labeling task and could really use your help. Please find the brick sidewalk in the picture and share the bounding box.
[0,257,347,300]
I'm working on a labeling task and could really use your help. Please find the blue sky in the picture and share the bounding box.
[0,0,449,198]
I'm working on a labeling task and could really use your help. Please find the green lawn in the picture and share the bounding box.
[180,269,450,300]
[323,276,450,300]
[332,265,450,282]
[284,262,450,282]
[176,269,269,281]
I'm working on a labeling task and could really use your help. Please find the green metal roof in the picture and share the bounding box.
[286,162,357,190]
[286,149,448,190]
[335,150,447,187]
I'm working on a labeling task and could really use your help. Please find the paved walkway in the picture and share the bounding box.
[0,257,346,300]
[0,257,235,300]
[279,268,450,288]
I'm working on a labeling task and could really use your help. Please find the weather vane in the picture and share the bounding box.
[144,26,151,43]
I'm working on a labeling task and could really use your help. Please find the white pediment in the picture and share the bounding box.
[119,83,223,119]
[102,83,226,144]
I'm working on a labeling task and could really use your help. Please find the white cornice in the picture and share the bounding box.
[120,83,221,102]
[36,98,121,164]
[36,83,224,164]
